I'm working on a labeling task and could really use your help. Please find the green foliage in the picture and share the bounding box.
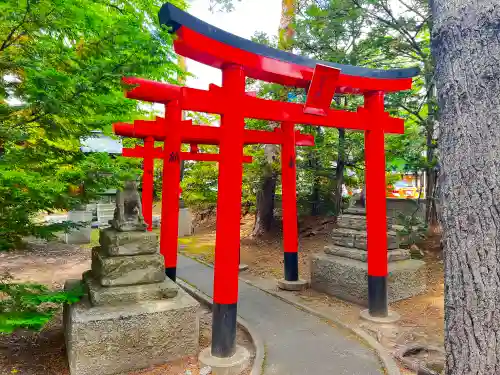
[0,272,84,333]
[0,0,186,249]
[395,210,428,247]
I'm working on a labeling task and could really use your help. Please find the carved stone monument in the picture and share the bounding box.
[64,181,199,375]
[310,207,426,305]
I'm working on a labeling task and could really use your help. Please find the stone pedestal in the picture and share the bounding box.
[64,228,200,375]
[310,208,426,306]
[64,210,93,244]
[151,208,193,237]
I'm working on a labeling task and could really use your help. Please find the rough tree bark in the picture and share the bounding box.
[253,0,297,236]
[423,58,440,229]
[253,145,278,236]
[431,0,500,373]
[333,96,347,217]
[333,128,345,216]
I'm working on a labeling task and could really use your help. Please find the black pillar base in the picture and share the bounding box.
[368,275,388,317]
[284,252,299,282]
[165,267,177,282]
[211,303,237,358]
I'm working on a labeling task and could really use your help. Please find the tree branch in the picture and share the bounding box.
[399,103,425,123]
[1,0,31,51]
[107,3,124,13]
[351,0,426,59]
[396,0,427,20]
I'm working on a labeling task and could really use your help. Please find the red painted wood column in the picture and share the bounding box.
[364,91,389,317]
[142,136,155,232]
[211,65,246,358]
[281,122,299,281]
[160,101,182,281]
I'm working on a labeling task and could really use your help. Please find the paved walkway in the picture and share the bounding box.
[177,255,384,375]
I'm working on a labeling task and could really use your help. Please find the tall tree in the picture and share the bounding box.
[252,0,298,236]
[431,0,500,373]
[348,0,437,225]
[0,0,185,249]
[294,0,368,216]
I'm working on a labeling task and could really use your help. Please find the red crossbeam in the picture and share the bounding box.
[173,27,413,94]
[114,120,315,146]
[122,145,253,163]
[123,77,404,134]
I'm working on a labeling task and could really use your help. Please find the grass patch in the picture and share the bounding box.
[178,237,215,264]
[82,228,99,249]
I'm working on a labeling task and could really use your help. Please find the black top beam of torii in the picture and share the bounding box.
[158,3,419,81]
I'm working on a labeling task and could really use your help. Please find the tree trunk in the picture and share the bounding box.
[311,175,321,215]
[252,0,296,236]
[334,128,346,216]
[253,151,278,236]
[424,58,439,228]
[333,97,347,217]
[431,0,500,373]
[310,127,323,216]
[252,172,277,236]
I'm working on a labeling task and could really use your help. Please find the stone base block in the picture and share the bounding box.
[360,309,401,324]
[199,345,251,375]
[99,228,158,256]
[83,272,178,306]
[238,264,249,271]
[91,248,164,286]
[310,253,426,306]
[277,278,309,291]
[64,283,200,375]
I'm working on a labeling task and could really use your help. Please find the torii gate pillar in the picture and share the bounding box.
[364,91,389,317]
[277,122,308,291]
[211,65,246,358]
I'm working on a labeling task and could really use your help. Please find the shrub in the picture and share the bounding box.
[0,273,84,334]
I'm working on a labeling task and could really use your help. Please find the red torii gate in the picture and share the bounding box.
[115,117,314,281]
[114,3,419,362]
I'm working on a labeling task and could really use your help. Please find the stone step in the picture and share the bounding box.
[324,245,410,262]
[91,248,165,287]
[83,271,178,306]
[337,215,394,231]
[331,227,399,250]
[343,207,366,216]
[341,208,397,225]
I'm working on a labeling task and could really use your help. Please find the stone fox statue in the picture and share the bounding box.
[110,180,147,231]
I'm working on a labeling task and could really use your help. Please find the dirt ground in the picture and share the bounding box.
[0,239,254,375]
[180,213,444,374]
